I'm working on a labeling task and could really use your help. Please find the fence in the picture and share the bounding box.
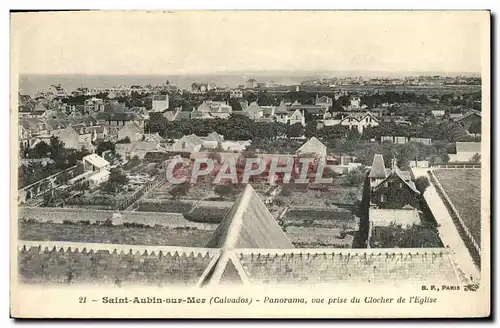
[433,164,481,169]
[115,175,166,211]
[427,170,481,268]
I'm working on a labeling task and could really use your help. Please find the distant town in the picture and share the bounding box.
[17,73,482,286]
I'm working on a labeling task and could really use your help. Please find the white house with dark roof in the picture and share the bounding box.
[339,112,379,133]
[151,95,169,112]
[244,102,264,120]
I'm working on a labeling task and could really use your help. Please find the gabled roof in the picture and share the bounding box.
[206,184,293,249]
[236,248,462,285]
[368,154,387,179]
[275,100,288,114]
[296,137,327,155]
[456,142,481,153]
[373,168,420,195]
[245,102,262,114]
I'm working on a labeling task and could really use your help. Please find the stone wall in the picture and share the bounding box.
[18,207,216,230]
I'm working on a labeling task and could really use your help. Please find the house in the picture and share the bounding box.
[230,89,243,98]
[431,110,445,118]
[449,142,481,163]
[83,153,110,172]
[86,125,108,140]
[50,126,93,150]
[315,95,333,107]
[339,112,379,133]
[191,101,232,120]
[346,97,361,111]
[82,153,111,187]
[288,109,306,126]
[245,102,263,120]
[274,101,290,124]
[368,156,421,227]
[117,121,144,142]
[288,104,327,122]
[172,134,204,153]
[151,95,169,112]
[296,137,327,160]
[261,106,275,118]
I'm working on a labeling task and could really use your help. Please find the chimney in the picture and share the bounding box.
[391,156,398,170]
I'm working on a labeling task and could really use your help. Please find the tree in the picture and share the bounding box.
[96,140,115,156]
[469,120,481,135]
[344,168,365,186]
[102,168,129,195]
[32,141,50,158]
[287,123,304,138]
[304,121,318,138]
[49,136,65,160]
[414,176,430,194]
[469,153,481,164]
[169,183,189,200]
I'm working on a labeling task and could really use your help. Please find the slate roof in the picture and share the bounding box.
[368,154,387,179]
[236,248,462,285]
[18,241,217,286]
[206,184,293,249]
[275,100,288,114]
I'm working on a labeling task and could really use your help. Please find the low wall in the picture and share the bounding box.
[18,207,217,230]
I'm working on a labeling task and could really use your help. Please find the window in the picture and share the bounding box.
[380,194,385,202]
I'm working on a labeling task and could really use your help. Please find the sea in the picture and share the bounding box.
[18,73,315,96]
[18,71,480,96]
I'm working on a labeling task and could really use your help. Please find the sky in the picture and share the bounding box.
[11,11,488,76]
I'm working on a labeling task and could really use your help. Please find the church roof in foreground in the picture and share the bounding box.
[17,185,469,287]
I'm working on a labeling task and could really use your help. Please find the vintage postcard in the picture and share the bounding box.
[10,10,490,318]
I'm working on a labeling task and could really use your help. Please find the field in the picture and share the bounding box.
[19,221,214,247]
[433,169,481,243]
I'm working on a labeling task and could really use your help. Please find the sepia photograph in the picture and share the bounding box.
[10,10,490,318]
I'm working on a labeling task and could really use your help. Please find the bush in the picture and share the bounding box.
[183,207,230,223]
[344,168,365,186]
[136,200,193,213]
